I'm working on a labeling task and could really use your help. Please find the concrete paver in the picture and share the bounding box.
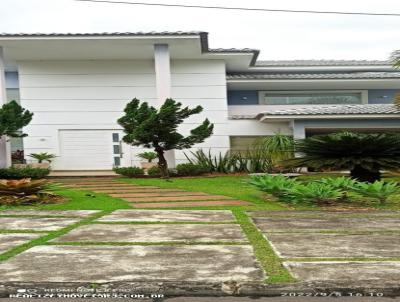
[132,200,250,208]
[0,217,80,231]
[109,192,209,198]
[248,211,400,218]
[0,210,99,217]
[98,210,235,222]
[266,233,400,258]
[0,233,41,253]
[53,223,246,242]
[0,245,265,282]
[124,195,233,202]
[252,217,400,232]
[285,261,400,282]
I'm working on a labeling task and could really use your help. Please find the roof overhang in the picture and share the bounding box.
[0,32,258,71]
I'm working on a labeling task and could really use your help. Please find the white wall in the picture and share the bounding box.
[170,60,230,165]
[18,59,233,169]
[18,60,157,169]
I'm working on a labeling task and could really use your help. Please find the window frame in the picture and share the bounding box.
[258,90,368,106]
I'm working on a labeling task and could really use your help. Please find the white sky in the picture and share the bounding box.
[1,0,400,60]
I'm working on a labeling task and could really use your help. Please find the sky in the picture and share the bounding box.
[1,0,400,60]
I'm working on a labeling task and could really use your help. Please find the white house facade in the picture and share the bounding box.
[0,32,399,170]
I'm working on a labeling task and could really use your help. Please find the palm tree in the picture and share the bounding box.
[287,132,400,182]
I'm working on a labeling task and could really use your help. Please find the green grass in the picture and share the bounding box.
[232,209,295,284]
[0,186,132,211]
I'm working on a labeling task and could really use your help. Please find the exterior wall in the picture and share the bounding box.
[171,60,230,164]
[18,59,230,169]
[18,60,157,169]
[228,89,400,105]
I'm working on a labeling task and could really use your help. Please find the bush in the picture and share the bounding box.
[113,166,144,177]
[176,163,208,176]
[0,166,50,179]
[147,166,161,177]
[287,182,344,205]
[249,175,297,199]
[352,181,399,204]
[185,149,272,174]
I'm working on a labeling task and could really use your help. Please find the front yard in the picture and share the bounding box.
[0,174,399,294]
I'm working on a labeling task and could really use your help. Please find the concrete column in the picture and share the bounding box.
[154,44,171,105]
[0,47,11,168]
[153,44,175,168]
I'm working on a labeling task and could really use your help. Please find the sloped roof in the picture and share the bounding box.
[260,104,400,116]
[256,60,390,67]
[227,72,400,80]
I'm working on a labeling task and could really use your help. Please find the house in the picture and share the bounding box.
[0,31,399,170]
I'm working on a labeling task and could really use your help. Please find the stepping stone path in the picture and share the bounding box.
[55,178,250,208]
[248,211,400,283]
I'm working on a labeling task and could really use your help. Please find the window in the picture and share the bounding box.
[260,91,364,105]
[230,136,265,153]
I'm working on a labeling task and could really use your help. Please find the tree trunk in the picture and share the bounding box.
[350,165,380,183]
[155,147,169,178]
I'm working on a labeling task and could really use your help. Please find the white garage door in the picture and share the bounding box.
[58,130,115,170]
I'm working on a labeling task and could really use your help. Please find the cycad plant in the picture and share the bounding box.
[287,132,400,182]
[249,174,297,198]
[288,182,344,205]
[353,181,399,205]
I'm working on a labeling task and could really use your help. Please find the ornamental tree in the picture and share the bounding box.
[0,101,33,138]
[118,98,214,177]
[287,132,400,182]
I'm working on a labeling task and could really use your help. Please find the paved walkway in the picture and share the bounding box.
[55,178,250,208]
[0,180,399,297]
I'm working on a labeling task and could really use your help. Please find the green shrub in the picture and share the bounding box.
[176,163,208,176]
[185,149,272,174]
[147,166,161,177]
[287,182,344,204]
[318,176,357,190]
[0,167,50,179]
[113,166,144,177]
[249,175,297,199]
[352,181,399,204]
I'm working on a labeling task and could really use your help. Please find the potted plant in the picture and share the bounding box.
[28,152,56,168]
[137,152,158,170]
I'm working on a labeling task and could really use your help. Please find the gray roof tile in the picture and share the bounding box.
[256,60,390,67]
[0,31,206,37]
[227,72,400,80]
[260,104,400,116]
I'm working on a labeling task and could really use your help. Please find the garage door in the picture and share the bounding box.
[58,130,115,170]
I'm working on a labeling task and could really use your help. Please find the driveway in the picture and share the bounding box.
[0,186,399,297]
